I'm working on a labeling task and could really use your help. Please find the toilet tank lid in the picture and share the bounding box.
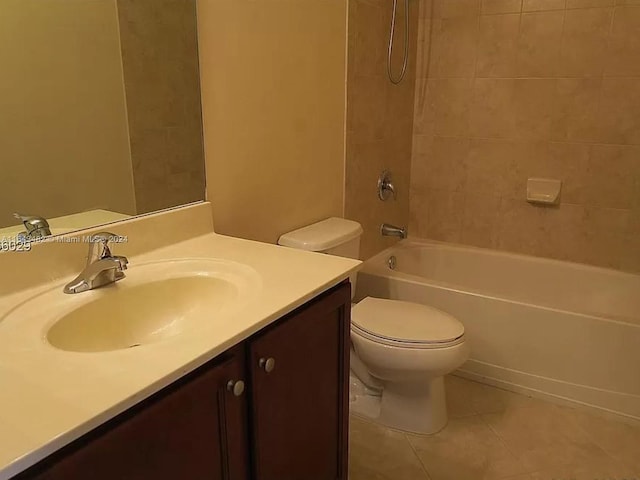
[278,217,363,251]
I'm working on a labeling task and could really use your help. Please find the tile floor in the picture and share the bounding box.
[349,375,640,480]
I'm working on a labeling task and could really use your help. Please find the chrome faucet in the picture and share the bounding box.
[381,223,407,239]
[377,170,397,201]
[63,232,128,294]
[14,213,52,240]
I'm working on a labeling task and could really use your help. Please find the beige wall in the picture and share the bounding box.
[346,0,419,259]
[197,0,346,244]
[117,0,206,215]
[411,0,640,272]
[0,0,137,228]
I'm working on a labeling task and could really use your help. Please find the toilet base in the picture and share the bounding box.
[349,373,382,420]
[378,376,448,434]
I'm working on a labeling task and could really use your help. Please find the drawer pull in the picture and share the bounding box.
[259,357,276,373]
[226,380,245,396]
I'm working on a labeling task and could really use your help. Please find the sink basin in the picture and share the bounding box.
[0,258,261,353]
[47,276,237,353]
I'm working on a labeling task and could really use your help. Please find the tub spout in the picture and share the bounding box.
[381,223,407,239]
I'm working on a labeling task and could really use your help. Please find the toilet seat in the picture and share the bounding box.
[351,297,465,349]
[352,324,465,349]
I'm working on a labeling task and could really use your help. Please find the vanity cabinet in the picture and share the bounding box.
[15,281,351,480]
[249,283,350,480]
[17,347,250,480]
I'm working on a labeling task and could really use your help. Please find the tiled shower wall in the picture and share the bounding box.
[117,0,206,215]
[346,0,419,259]
[410,0,640,272]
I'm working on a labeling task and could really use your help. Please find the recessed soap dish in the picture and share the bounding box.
[527,178,562,205]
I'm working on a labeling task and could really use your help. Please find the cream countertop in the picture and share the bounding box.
[0,231,360,479]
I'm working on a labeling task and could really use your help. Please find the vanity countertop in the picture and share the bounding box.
[0,232,360,479]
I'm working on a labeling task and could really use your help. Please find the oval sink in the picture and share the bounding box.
[47,276,237,353]
[0,258,261,353]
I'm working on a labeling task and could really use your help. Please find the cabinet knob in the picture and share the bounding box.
[259,357,276,373]
[226,380,245,397]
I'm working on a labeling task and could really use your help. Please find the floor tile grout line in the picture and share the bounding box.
[479,413,541,476]
[402,431,434,480]
[475,395,633,476]
[567,416,640,475]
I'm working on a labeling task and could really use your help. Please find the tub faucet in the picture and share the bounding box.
[63,232,128,294]
[381,223,407,239]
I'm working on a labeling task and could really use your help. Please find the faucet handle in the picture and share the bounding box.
[13,213,52,238]
[377,170,397,201]
[113,255,129,271]
[86,232,120,265]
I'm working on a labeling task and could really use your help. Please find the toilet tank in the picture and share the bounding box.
[278,217,363,297]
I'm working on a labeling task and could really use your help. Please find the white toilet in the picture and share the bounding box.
[279,217,469,434]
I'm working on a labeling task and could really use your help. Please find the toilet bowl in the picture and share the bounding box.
[351,297,468,434]
[278,217,469,434]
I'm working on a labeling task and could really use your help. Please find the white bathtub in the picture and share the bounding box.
[355,239,640,420]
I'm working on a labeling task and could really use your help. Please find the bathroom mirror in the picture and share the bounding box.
[0,0,205,241]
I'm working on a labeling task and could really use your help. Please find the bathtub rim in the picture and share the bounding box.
[359,237,640,327]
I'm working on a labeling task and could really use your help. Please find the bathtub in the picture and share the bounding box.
[355,238,640,420]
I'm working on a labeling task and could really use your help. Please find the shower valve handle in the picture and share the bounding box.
[378,170,397,201]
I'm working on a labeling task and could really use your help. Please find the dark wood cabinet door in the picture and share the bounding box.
[17,347,250,480]
[248,282,351,480]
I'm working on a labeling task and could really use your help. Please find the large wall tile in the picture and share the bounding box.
[477,13,520,77]
[348,75,388,142]
[551,78,602,142]
[423,136,470,191]
[514,79,556,139]
[540,203,589,262]
[522,0,566,11]
[424,188,465,242]
[415,17,437,78]
[466,138,520,195]
[586,145,640,209]
[559,7,612,76]
[411,135,435,185]
[470,79,518,138]
[434,78,474,136]
[598,78,640,144]
[419,0,435,18]
[351,1,387,77]
[482,0,523,14]
[409,0,640,272]
[409,187,431,238]
[546,142,591,204]
[434,0,481,18]
[517,11,564,76]
[582,207,635,269]
[567,0,614,7]
[413,78,437,135]
[495,198,550,256]
[433,16,480,77]
[461,192,502,247]
[605,6,640,76]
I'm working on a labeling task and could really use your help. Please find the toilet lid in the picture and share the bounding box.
[351,297,464,345]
